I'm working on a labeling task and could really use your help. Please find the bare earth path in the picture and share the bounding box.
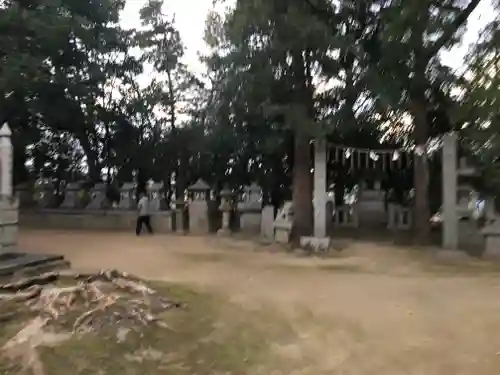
[18,229,500,374]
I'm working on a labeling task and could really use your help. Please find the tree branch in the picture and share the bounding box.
[426,0,481,58]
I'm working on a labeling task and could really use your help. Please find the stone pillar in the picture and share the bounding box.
[313,138,328,238]
[298,138,331,252]
[0,123,17,252]
[0,123,13,197]
[187,179,210,234]
[119,182,135,210]
[217,186,233,236]
[442,132,458,249]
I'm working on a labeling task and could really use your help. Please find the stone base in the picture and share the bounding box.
[188,202,210,234]
[274,227,291,243]
[300,236,331,252]
[260,205,275,239]
[240,212,262,234]
[483,235,500,259]
[481,220,500,258]
[217,227,231,236]
[0,252,69,278]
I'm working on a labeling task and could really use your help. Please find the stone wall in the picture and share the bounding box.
[20,210,173,233]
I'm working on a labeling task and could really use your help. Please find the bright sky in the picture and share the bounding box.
[121,0,496,76]
[121,0,219,76]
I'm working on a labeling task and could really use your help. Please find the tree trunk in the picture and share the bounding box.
[411,100,431,243]
[80,139,101,182]
[292,134,313,240]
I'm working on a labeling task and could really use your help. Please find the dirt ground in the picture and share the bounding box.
[17,229,500,375]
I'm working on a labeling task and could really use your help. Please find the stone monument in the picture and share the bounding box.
[119,182,135,210]
[387,203,412,230]
[187,179,210,234]
[86,183,109,210]
[59,181,82,209]
[237,182,262,234]
[273,201,293,243]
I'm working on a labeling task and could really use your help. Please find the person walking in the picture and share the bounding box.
[136,192,153,235]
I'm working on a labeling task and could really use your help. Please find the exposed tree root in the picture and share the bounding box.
[0,269,181,375]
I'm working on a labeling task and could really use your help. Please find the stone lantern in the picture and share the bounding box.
[187,179,210,234]
[189,179,210,201]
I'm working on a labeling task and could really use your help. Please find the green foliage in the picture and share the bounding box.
[458,12,500,196]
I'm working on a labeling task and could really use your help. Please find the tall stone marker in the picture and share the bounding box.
[0,122,13,197]
[188,179,210,234]
[442,132,458,249]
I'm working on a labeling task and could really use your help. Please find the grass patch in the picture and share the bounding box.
[0,283,296,375]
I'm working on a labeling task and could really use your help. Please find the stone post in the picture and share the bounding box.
[298,138,331,251]
[0,123,17,252]
[0,123,13,197]
[217,186,233,236]
[187,179,210,234]
[442,132,458,249]
[313,138,328,238]
[261,205,275,240]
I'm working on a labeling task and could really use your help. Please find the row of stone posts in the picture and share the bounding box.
[23,180,165,211]
[188,179,275,237]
